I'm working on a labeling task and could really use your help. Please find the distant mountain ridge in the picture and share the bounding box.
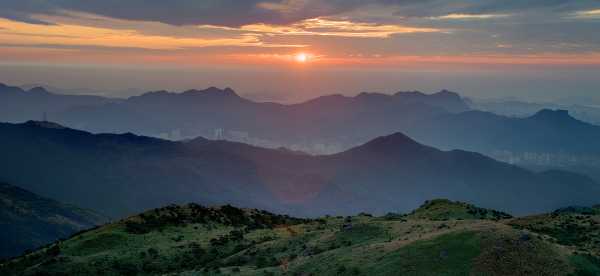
[0,182,106,259]
[4,82,600,172]
[2,84,467,154]
[408,108,600,157]
[0,121,597,219]
[0,83,117,123]
[470,97,600,125]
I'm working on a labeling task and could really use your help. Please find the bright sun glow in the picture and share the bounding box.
[295,53,308,63]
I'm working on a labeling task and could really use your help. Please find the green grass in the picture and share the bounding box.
[509,212,600,256]
[368,231,481,276]
[570,254,600,276]
[2,199,598,276]
[409,199,512,221]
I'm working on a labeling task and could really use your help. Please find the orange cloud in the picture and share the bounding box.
[0,18,304,50]
[239,18,441,38]
[431,13,511,20]
[573,9,600,19]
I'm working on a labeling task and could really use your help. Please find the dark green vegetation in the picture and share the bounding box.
[408,199,513,221]
[2,199,599,276]
[510,205,600,258]
[1,121,598,219]
[0,182,107,259]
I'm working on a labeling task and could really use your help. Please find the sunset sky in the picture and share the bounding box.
[1,0,600,102]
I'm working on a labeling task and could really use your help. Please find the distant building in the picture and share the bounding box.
[214,128,224,140]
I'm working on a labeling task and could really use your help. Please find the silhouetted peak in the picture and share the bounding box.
[0,83,25,94]
[358,132,423,151]
[394,91,426,97]
[27,87,51,95]
[223,87,236,95]
[302,94,350,105]
[356,92,387,97]
[432,89,461,99]
[145,90,170,96]
[24,121,67,130]
[317,94,347,100]
[187,136,210,143]
[356,92,391,101]
[182,87,240,99]
[132,90,171,100]
[529,109,578,123]
[394,90,462,101]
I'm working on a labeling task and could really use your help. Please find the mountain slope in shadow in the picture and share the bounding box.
[0,121,597,218]
[0,182,107,259]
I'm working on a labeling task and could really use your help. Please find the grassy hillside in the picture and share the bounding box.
[2,200,599,276]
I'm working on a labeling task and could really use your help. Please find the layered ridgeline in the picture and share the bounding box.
[5,83,600,174]
[0,83,469,154]
[0,182,107,259]
[470,97,600,126]
[0,83,116,123]
[0,121,598,218]
[4,83,600,172]
[2,200,599,275]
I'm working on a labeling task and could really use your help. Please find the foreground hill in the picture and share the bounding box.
[0,121,598,218]
[0,182,107,259]
[2,200,599,275]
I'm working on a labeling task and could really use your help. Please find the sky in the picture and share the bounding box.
[1,0,600,103]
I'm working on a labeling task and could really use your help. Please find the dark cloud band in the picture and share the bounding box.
[0,0,598,26]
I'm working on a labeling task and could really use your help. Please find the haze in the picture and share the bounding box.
[1,0,599,103]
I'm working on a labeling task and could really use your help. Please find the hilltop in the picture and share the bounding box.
[2,199,599,275]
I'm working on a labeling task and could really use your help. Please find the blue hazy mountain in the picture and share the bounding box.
[0,121,597,219]
[3,83,600,176]
[50,87,467,154]
[0,83,117,123]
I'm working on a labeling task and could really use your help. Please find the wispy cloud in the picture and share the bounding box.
[430,13,512,20]
[0,18,305,50]
[238,18,441,38]
[572,9,600,19]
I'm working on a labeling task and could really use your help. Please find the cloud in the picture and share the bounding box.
[2,1,597,27]
[0,18,305,50]
[0,0,360,27]
[572,9,600,19]
[429,13,511,20]
[239,18,441,38]
[0,0,598,64]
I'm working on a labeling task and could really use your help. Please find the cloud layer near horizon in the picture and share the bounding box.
[0,0,599,67]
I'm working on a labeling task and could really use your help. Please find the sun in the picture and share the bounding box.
[294,53,309,63]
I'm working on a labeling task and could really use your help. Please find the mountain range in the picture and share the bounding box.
[0,83,117,123]
[470,97,600,125]
[4,82,600,172]
[0,182,106,259]
[0,121,598,219]
[1,83,469,154]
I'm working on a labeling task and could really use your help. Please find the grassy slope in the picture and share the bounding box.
[1,200,599,276]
